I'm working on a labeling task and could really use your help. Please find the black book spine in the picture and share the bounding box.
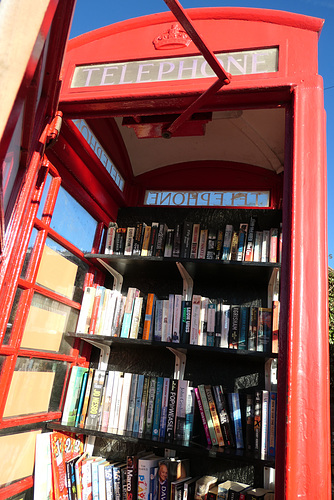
[180,222,192,258]
[229,305,240,349]
[132,222,144,256]
[172,224,182,258]
[165,379,178,443]
[180,300,191,344]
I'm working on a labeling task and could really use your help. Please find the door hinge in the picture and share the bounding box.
[46,111,63,149]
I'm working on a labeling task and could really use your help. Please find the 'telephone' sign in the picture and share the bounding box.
[71,48,278,88]
[144,190,270,207]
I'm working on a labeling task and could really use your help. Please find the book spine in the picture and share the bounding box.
[197,229,208,259]
[132,221,144,256]
[180,300,191,344]
[180,222,192,258]
[245,393,254,452]
[222,225,233,260]
[141,226,152,256]
[215,229,224,260]
[174,379,188,442]
[206,230,217,260]
[190,295,201,345]
[229,305,240,349]
[118,372,133,435]
[132,374,144,436]
[126,455,138,500]
[143,293,156,340]
[238,306,249,350]
[126,373,139,434]
[244,216,256,262]
[138,375,150,438]
[253,390,262,453]
[206,302,216,347]
[172,294,182,343]
[194,387,211,446]
[269,228,278,263]
[164,228,174,258]
[228,393,244,449]
[260,390,270,458]
[148,222,159,257]
[144,376,157,438]
[105,222,118,254]
[247,306,258,352]
[161,299,169,342]
[154,299,163,341]
[204,385,224,447]
[230,231,239,261]
[155,223,167,257]
[221,304,230,348]
[190,223,200,259]
[212,385,234,447]
[172,224,181,258]
[85,370,106,430]
[261,230,270,262]
[124,227,135,256]
[257,308,272,353]
[74,370,90,427]
[152,377,164,440]
[167,294,174,342]
[198,384,218,446]
[268,391,277,457]
[76,286,97,334]
[165,379,178,443]
[271,300,280,354]
[159,378,171,441]
[183,386,195,446]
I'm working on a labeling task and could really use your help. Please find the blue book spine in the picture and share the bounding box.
[152,377,164,440]
[132,374,144,435]
[228,393,244,449]
[154,299,163,341]
[74,370,89,427]
[104,464,114,500]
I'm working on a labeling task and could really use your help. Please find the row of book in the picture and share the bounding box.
[34,431,275,500]
[104,217,282,264]
[61,365,277,458]
[76,284,280,354]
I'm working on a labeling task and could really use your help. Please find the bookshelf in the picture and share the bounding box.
[47,205,280,489]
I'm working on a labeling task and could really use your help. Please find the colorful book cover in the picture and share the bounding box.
[190,223,200,259]
[85,369,106,430]
[206,302,216,347]
[183,385,195,446]
[238,222,249,261]
[204,385,224,447]
[228,392,244,449]
[248,306,258,352]
[253,390,262,453]
[271,300,280,354]
[205,230,217,260]
[143,293,156,340]
[197,384,218,446]
[212,385,234,447]
[74,370,89,427]
[244,216,257,262]
[174,379,188,443]
[105,221,118,254]
[62,366,88,426]
[50,431,69,500]
[138,455,161,500]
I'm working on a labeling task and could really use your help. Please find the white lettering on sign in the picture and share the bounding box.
[71,48,278,88]
[72,119,124,191]
[144,190,270,207]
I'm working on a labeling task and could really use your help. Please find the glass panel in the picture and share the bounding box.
[0,430,40,488]
[2,106,24,213]
[51,185,98,252]
[36,238,88,302]
[20,227,38,279]
[20,293,78,354]
[36,173,52,220]
[3,358,67,418]
[144,190,270,208]
[3,288,24,345]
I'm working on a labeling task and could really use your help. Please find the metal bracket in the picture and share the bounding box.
[82,338,110,371]
[176,262,193,300]
[84,434,96,456]
[97,258,123,292]
[167,347,187,380]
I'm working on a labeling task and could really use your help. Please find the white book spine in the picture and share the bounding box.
[129,296,143,339]
[76,286,97,334]
[124,227,135,255]
[199,296,209,346]
[172,294,182,343]
[117,372,132,434]
[167,294,174,342]
[221,304,230,348]
[261,230,270,262]
[161,299,169,342]
[102,290,120,336]
[107,371,121,433]
[100,370,116,432]
[261,390,270,459]
[190,295,201,345]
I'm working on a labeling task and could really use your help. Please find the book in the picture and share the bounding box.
[50,431,69,500]
[212,385,234,447]
[253,231,262,262]
[144,376,157,438]
[261,230,270,262]
[206,302,216,347]
[62,366,88,426]
[143,293,156,340]
[245,488,274,499]
[206,230,216,260]
[107,371,121,433]
[85,369,106,430]
[172,294,182,343]
[74,452,87,500]
[221,304,230,348]
[154,299,164,341]
[197,384,218,446]
[133,221,145,256]
[141,225,152,256]
[148,221,159,256]
[112,293,126,337]
[132,374,145,436]
[138,375,150,438]
[124,226,135,255]
[268,391,277,457]
[138,455,161,500]
[105,221,118,254]
[190,223,200,259]
[253,390,262,453]
[88,285,106,335]
[197,228,208,259]
[161,299,169,342]
[129,296,144,339]
[76,286,97,334]
[271,300,280,353]
[183,476,199,500]
[180,221,192,258]
[152,376,164,440]
[237,223,248,261]
[229,305,240,349]
[98,460,111,500]
[114,227,127,254]
[171,476,192,500]
[126,373,138,435]
[111,373,124,433]
[228,392,244,449]
[244,216,256,262]
[120,287,140,338]
[238,306,249,350]
[180,300,191,344]
[155,222,168,257]
[247,306,258,351]
[118,372,133,435]
[204,384,224,447]
[215,229,224,260]
[100,371,115,432]
[222,225,233,260]
[226,482,251,500]
[91,458,107,500]
[159,377,171,441]
[189,294,201,345]
[257,307,272,353]
[174,379,189,443]
[230,231,239,261]
[104,463,114,500]
[260,390,270,458]
[78,368,95,428]
[164,228,174,257]
[184,385,195,446]
[113,462,127,500]
[194,387,211,446]
[167,294,174,342]
[245,393,254,452]
[214,301,222,348]
[74,370,89,427]
[165,378,178,443]
[269,227,278,263]
[199,296,209,346]
[194,476,217,500]
[171,223,181,257]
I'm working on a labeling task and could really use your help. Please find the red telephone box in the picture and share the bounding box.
[0,3,330,499]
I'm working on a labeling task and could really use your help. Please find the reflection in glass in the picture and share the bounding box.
[36,238,88,302]
[51,185,98,253]
[21,293,78,354]
[20,227,38,279]
[3,288,23,345]
[3,357,68,418]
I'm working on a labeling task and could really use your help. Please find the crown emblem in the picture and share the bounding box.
[153,23,192,50]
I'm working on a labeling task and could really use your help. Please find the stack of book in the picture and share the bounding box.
[75,284,280,354]
[104,217,282,263]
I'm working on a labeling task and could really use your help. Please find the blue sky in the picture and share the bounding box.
[70,0,334,261]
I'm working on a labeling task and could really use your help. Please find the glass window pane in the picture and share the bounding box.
[3,358,68,418]
[3,288,24,345]
[36,238,88,302]
[20,227,38,279]
[36,172,52,220]
[51,185,98,252]
[20,293,78,354]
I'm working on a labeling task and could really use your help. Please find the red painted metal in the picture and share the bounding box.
[0,476,33,500]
